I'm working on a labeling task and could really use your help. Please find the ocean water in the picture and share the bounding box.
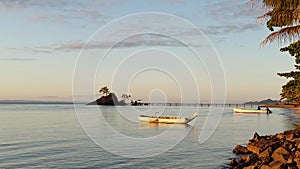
[0,104,298,168]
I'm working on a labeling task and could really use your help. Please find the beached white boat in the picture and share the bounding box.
[138,112,198,124]
[233,108,269,114]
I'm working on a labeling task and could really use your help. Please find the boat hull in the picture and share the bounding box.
[233,108,268,114]
[138,113,197,124]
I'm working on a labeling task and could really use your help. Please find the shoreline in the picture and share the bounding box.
[261,104,300,109]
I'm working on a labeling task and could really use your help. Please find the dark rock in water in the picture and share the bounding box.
[233,145,249,154]
[87,93,125,106]
[252,132,261,142]
[96,93,118,105]
[228,158,238,167]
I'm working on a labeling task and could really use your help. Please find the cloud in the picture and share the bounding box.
[26,9,107,24]
[32,33,205,52]
[0,0,120,10]
[202,0,265,36]
[204,23,260,35]
[0,0,115,25]
[0,0,69,10]
[46,38,181,51]
[31,47,53,53]
[0,57,36,61]
[206,0,265,22]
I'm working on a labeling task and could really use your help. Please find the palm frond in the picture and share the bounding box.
[261,25,300,45]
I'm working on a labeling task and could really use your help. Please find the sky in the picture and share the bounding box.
[0,0,295,103]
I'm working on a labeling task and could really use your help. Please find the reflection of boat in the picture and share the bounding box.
[139,122,190,129]
[233,108,269,114]
[138,112,198,124]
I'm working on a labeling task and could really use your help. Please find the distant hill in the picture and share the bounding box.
[0,100,75,104]
[244,99,278,105]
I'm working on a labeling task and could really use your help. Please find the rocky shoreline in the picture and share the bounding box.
[228,129,300,169]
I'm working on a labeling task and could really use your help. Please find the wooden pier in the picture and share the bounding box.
[145,103,258,107]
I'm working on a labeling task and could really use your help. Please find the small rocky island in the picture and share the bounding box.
[86,92,126,106]
[228,129,300,168]
[87,86,126,106]
[87,86,146,106]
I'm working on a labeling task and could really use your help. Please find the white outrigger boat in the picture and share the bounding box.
[138,112,198,124]
[233,107,272,114]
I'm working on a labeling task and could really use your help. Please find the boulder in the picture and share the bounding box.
[247,138,280,155]
[243,165,256,169]
[293,157,300,167]
[233,145,249,154]
[260,165,272,169]
[228,158,238,167]
[258,147,272,159]
[271,152,287,163]
[295,150,300,158]
[228,129,300,168]
[268,160,285,169]
[273,147,289,155]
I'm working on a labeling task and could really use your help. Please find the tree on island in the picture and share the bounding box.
[99,86,110,96]
[251,0,300,104]
[121,94,131,102]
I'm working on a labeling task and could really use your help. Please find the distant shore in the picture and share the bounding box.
[261,104,300,109]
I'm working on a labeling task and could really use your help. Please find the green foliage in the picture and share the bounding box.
[280,79,300,104]
[252,0,300,44]
[278,41,300,104]
[99,86,110,96]
[121,94,131,101]
[280,41,300,64]
[252,0,300,104]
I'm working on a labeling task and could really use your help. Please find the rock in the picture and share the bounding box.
[276,133,285,140]
[260,165,272,169]
[287,157,293,164]
[268,160,285,169]
[87,93,125,106]
[272,153,287,163]
[288,165,298,169]
[273,147,289,155]
[247,143,261,154]
[258,147,272,160]
[247,138,280,155]
[293,138,300,147]
[233,145,249,154]
[238,155,250,163]
[293,157,300,166]
[228,129,300,168]
[228,158,238,166]
[258,147,272,165]
[96,93,119,105]
[243,165,256,169]
[253,132,261,141]
[286,133,295,142]
[295,150,300,158]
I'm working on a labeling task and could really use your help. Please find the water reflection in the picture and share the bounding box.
[139,122,191,129]
[280,108,300,129]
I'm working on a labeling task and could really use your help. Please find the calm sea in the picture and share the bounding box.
[0,104,298,168]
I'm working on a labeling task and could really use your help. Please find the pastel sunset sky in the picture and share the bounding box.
[0,0,294,103]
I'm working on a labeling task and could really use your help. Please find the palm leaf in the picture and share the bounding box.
[261,25,300,45]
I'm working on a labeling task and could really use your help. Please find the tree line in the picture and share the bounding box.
[252,0,300,105]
